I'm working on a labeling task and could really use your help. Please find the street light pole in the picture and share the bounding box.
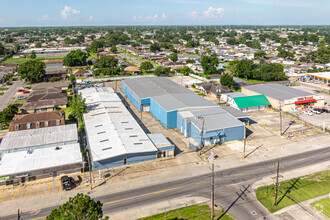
[279,102,282,136]
[211,162,214,220]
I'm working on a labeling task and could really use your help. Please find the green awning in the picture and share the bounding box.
[233,95,270,109]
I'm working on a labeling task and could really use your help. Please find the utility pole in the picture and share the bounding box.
[86,150,93,191]
[199,117,205,155]
[243,135,246,159]
[211,162,214,220]
[17,209,20,220]
[279,102,282,136]
[274,159,280,206]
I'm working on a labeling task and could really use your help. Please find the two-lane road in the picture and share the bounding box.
[2,146,329,220]
[0,80,23,111]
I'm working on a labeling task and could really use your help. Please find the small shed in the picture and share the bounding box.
[233,95,271,112]
[147,133,175,158]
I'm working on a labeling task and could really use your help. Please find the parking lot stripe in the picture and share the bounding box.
[12,186,19,200]
[1,189,6,203]
[25,185,29,198]
[36,181,41,196]
[59,182,61,192]
[48,179,51,193]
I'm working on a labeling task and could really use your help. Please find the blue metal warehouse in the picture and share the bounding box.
[122,77,245,145]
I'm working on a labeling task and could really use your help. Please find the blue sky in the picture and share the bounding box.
[0,0,329,27]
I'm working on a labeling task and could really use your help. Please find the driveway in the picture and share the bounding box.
[0,80,23,111]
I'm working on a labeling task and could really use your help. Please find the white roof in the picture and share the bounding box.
[0,143,82,176]
[81,87,157,163]
[307,72,330,80]
[0,124,78,152]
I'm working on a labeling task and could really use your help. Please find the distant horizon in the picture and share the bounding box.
[1,24,330,29]
[1,0,329,27]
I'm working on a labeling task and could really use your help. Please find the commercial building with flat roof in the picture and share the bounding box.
[81,87,165,170]
[122,77,245,146]
[306,72,330,84]
[232,95,271,112]
[242,84,324,112]
[0,124,82,185]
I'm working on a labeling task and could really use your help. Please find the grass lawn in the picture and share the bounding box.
[3,56,65,64]
[13,99,26,104]
[138,204,235,220]
[256,170,330,213]
[238,77,268,84]
[88,52,98,58]
[0,92,4,95]
[311,198,330,218]
[0,87,9,91]
[194,91,206,96]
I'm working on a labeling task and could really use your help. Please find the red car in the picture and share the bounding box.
[17,89,25,92]
[23,91,30,94]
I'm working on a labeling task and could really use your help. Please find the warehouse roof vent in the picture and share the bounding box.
[102,147,112,151]
[100,139,109,143]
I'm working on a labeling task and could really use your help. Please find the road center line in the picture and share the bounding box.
[234,173,244,176]
[104,186,182,205]
[196,181,207,185]
[298,158,306,161]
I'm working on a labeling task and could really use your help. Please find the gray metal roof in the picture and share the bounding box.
[243,84,312,101]
[220,106,250,119]
[0,124,78,153]
[147,134,172,147]
[225,92,247,99]
[123,77,215,112]
[0,143,82,177]
[80,87,157,163]
[179,107,244,132]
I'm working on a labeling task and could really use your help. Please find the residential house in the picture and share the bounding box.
[44,59,66,80]
[124,66,141,75]
[9,111,65,131]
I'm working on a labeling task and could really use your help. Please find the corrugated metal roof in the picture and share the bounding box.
[147,134,171,147]
[0,143,82,176]
[124,77,215,111]
[81,87,157,163]
[243,84,312,101]
[221,106,250,119]
[0,124,78,152]
[233,95,271,109]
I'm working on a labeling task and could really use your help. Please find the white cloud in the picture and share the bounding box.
[89,16,94,22]
[189,6,224,20]
[161,13,167,20]
[133,13,167,22]
[203,6,224,19]
[39,14,49,22]
[61,6,80,20]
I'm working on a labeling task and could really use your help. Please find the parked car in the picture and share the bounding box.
[314,90,320,93]
[13,103,23,107]
[17,89,25,92]
[61,176,76,191]
[17,96,26,100]
[23,91,30,94]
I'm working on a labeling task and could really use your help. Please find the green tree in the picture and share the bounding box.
[69,74,76,83]
[235,59,254,79]
[30,50,36,59]
[277,47,294,59]
[110,45,117,53]
[168,53,178,62]
[94,56,118,68]
[185,59,195,64]
[201,54,219,75]
[220,73,235,88]
[47,193,108,220]
[180,66,193,75]
[238,36,246,45]
[254,50,267,59]
[14,44,21,54]
[69,94,87,122]
[63,50,88,67]
[35,42,42,48]
[226,37,239,45]
[307,34,319,43]
[0,104,18,127]
[140,61,154,72]
[17,60,45,83]
[150,43,160,53]
[153,66,171,76]
[0,43,8,55]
